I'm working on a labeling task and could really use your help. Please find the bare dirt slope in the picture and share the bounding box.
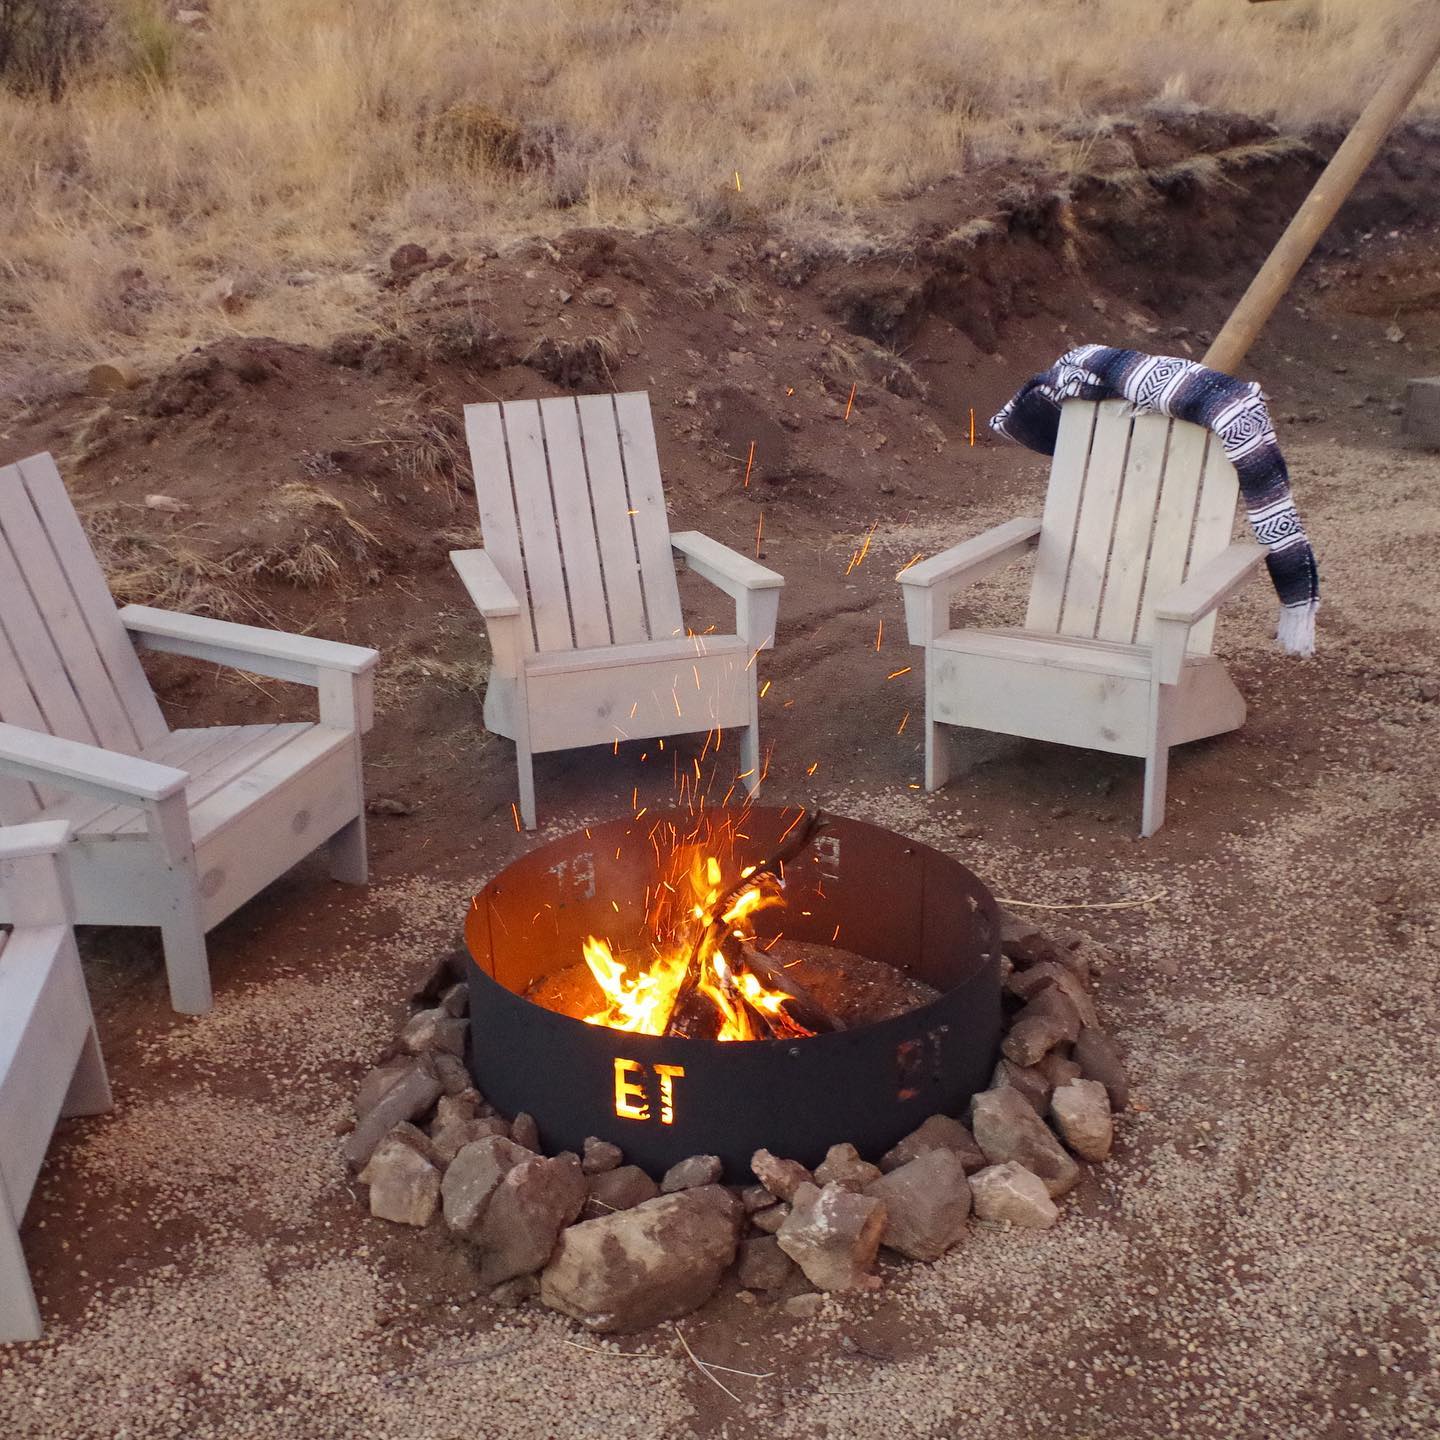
[1,125,1438,1439]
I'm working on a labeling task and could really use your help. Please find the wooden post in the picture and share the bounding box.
[1204,3,1440,373]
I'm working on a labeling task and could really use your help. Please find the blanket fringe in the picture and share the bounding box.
[1276,601,1318,658]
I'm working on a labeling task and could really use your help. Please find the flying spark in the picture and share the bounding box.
[875,619,883,652]
[887,667,911,680]
[897,710,910,734]
[743,440,755,488]
[844,383,856,421]
[755,511,764,557]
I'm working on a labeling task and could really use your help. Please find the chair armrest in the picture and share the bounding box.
[898,517,1042,643]
[1154,544,1266,626]
[670,532,784,651]
[120,605,379,687]
[0,819,73,862]
[450,548,522,619]
[0,722,188,807]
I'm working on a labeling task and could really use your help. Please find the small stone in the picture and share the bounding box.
[359,1129,441,1227]
[540,1190,741,1333]
[970,1089,1080,1198]
[880,1113,987,1174]
[440,983,469,1018]
[814,1143,882,1192]
[585,1165,660,1215]
[737,1235,795,1291]
[784,1293,825,1320]
[490,1275,538,1309]
[431,1091,480,1130]
[740,1184,773,1213]
[989,1058,1052,1116]
[587,286,616,307]
[970,1162,1059,1229]
[510,1112,541,1152]
[750,1149,812,1202]
[777,1182,886,1292]
[864,1149,972,1261]
[1073,1028,1130,1109]
[1386,322,1406,344]
[175,9,207,27]
[1036,1050,1081,1089]
[430,1052,473,1097]
[441,1135,532,1236]
[389,243,429,273]
[661,1155,723,1193]
[344,1060,442,1169]
[400,1007,469,1057]
[751,1204,789,1234]
[473,1154,587,1286]
[88,360,141,394]
[367,796,415,817]
[1050,1079,1114,1162]
[582,1137,623,1174]
[1002,987,1082,1066]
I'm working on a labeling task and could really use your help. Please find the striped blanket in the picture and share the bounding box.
[990,344,1319,656]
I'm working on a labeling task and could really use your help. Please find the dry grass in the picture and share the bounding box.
[1,0,1435,383]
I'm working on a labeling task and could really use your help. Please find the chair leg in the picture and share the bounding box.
[1141,747,1170,838]
[0,1184,41,1343]
[740,723,761,795]
[62,1026,112,1118]
[160,894,213,1016]
[924,714,951,792]
[327,815,369,886]
[516,741,537,831]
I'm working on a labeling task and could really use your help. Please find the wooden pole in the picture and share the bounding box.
[1203,4,1440,373]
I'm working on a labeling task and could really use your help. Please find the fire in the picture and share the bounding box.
[580,844,809,1042]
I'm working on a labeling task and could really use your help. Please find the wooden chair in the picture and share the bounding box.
[451,392,784,829]
[899,399,1265,835]
[1,820,112,1342]
[0,452,380,1014]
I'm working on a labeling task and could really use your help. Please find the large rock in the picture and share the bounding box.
[737,1235,795,1291]
[585,1165,660,1216]
[432,1115,510,1164]
[989,1058,1052,1116]
[540,1189,741,1333]
[344,1060,442,1169]
[359,1126,441,1227]
[865,1149,971,1261]
[880,1113,986,1174]
[510,1112,541,1152]
[777,1182,886,1292]
[441,1135,532,1235]
[1049,1079,1114,1162]
[970,1162,1059,1229]
[582,1137,623,1174]
[473,1153,587,1285]
[354,1056,412,1118]
[1036,1050,1082,1089]
[1002,987,1082,1067]
[661,1154,722,1193]
[1074,1027,1130,1109]
[1004,961,1099,1028]
[400,1007,468,1057]
[431,1052,474,1097]
[815,1143,881,1192]
[970,1088,1080,1198]
[751,1149,811,1202]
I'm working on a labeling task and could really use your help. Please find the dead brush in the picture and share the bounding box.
[523,331,620,390]
[687,273,758,315]
[245,483,381,589]
[366,403,467,503]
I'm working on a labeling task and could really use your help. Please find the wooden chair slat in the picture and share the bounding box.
[465,403,535,653]
[613,392,686,641]
[502,400,573,653]
[1060,401,1134,637]
[1184,443,1242,655]
[1026,400,1098,632]
[14,454,168,749]
[575,394,649,645]
[538,396,612,650]
[1134,421,1209,645]
[1095,414,1171,643]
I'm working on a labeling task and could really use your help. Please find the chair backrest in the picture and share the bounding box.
[0,454,168,822]
[1025,399,1241,654]
[464,392,686,656]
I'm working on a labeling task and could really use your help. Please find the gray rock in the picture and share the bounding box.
[1074,1028,1130,1109]
[865,1149,971,1261]
[784,1292,825,1319]
[587,286,617,308]
[585,1165,660,1215]
[682,1184,744,1228]
[359,1128,441,1227]
[989,1057,1052,1116]
[344,1060,442,1169]
[490,1274,538,1308]
[441,1135,532,1236]
[751,1149,812,1202]
[400,1007,469,1057]
[970,1089,1080,1198]
[1004,961,1100,1027]
[751,1203,789,1234]
[777,1182,886,1292]
[815,1143,882,1192]
[661,1154,723,1193]
[1036,1050,1082,1090]
[737,1235,795,1291]
[1049,1079,1114,1162]
[431,1115,511,1165]
[510,1112,541,1152]
[969,1162,1059,1229]
[1002,987,1082,1066]
[880,1113,987,1173]
[740,1184,774,1212]
[431,1052,474,1097]
[581,1137,623,1175]
[540,1190,741,1333]
[474,1153,587,1285]
[440,982,469,1018]
[431,1091,481,1130]
[355,1056,413,1119]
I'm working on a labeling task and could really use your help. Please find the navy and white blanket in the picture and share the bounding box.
[990,344,1318,656]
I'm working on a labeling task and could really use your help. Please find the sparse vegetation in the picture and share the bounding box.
[0,0,1434,382]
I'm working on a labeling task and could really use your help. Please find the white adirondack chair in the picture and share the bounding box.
[0,452,380,1014]
[900,399,1265,835]
[451,392,783,829]
[1,820,112,1342]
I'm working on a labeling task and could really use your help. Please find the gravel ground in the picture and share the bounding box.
[1,438,1437,1438]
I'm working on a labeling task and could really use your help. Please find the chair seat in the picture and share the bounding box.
[933,627,1168,680]
[40,723,352,843]
[524,634,746,677]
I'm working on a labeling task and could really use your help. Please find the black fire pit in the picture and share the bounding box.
[464,809,1002,1177]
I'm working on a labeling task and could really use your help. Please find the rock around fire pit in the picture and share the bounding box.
[343,907,1128,1334]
